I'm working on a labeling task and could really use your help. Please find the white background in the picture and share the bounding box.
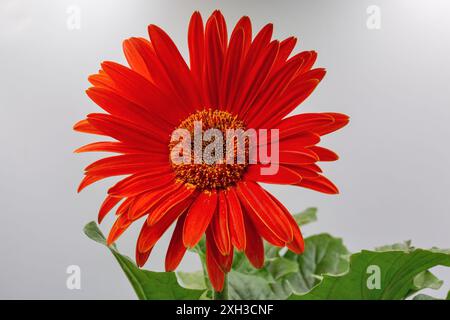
[0,0,449,299]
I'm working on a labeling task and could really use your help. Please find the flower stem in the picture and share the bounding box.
[213,273,228,300]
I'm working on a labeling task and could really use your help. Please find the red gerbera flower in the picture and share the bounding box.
[74,10,348,292]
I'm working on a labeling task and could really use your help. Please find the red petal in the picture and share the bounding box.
[188,11,205,92]
[295,175,339,194]
[108,170,174,197]
[308,146,339,161]
[225,188,246,251]
[98,195,122,223]
[86,87,170,137]
[107,214,132,245]
[74,141,146,154]
[206,232,225,292]
[137,197,191,252]
[207,228,233,273]
[236,181,293,244]
[314,113,350,136]
[87,113,168,149]
[128,182,183,220]
[123,38,152,80]
[279,149,319,165]
[73,119,103,135]
[243,215,264,268]
[220,27,244,111]
[147,185,196,225]
[204,14,225,108]
[272,36,297,72]
[136,246,153,268]
[235,40,280,118]
[148,24,199,112]
[211,191,231,255]
[267,194,304,254]
[84,154,166,176]
[245,52,305,125]
[245,164,302,185]
[77,175,104,193]
[165,213,188,271]
[101,61,183,126]
[183,191,218,248]
[232,16,252,54]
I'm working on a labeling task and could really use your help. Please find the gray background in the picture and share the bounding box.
[1,0,449,299]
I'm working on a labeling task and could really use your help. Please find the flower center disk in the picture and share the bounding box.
[169,109,248,191]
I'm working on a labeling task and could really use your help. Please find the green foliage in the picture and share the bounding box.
[289,249,450,300]
[83,206,450,300]
[83,222,204,300]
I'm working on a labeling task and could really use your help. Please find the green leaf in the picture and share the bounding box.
[289,249,450,300]
[176,271,207,290]
[411,271,443,292]
[284,233,349,294]
[412,294,440,300]
[84,221,204,300]
[293,207,318,226]
[375,241,444,297]
[375,240,414,252]
[228,271,291,300]
[266,258,299,280]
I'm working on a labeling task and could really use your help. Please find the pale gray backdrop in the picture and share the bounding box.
[1,0,449,299]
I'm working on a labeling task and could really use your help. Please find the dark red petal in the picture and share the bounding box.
[147,185,196,226]
[279,149,319,165]
[206,232,225,292]
[232,16,252,54]
[272,36,297,72]
[243,215,264,268]
[220,27,244,111]
[183,191,218,248]
[234,40,280,118]
[136,246,153,268]
[212,10,228,50]
[295,175,339,194]
[276,113,334,137]
[86,87,171,137]
[137,197,192,252]
[148,24,199,111]
[308,146,339,161]
[245,164,302,185]
[188,11,205,93]
[245,52,305,125]
[74,141,147,154]
[98,195,122,223]
[204,14,225,108]
[101,61,183,126]
[84,154,166,176]
[225,188,246,251]
[211,191,231,255]
[165,213,188,271]
[128,182,183,220]
[207,228,233,273]
[267,194,304,254]
[314,113,350,136]
[108,170,174,197]
[77,175,104,193]
[87,113,168,149]
[107,214,132,245]
[236,181,293,244]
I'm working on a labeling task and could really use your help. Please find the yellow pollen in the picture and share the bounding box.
[169,109,248,190]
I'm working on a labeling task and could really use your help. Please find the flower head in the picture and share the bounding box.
[75,10,348,292]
